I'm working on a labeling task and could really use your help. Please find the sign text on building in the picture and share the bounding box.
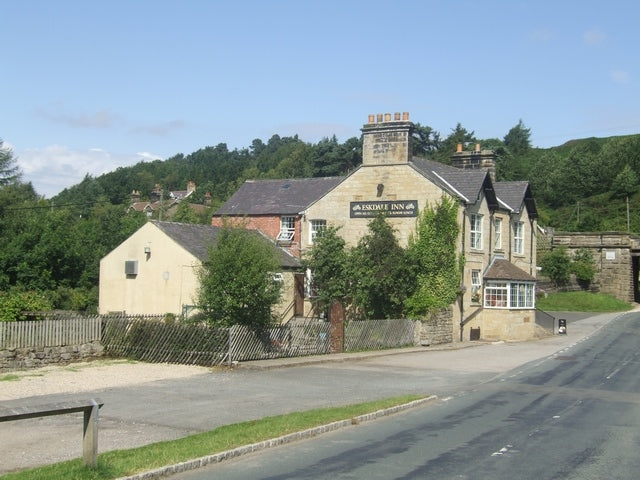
[350,200,418,218]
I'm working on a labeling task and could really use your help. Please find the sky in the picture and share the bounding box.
[2,1,639,198]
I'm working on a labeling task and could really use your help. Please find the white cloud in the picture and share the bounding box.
[16,145,163,198]
[38,107,123,129]
[583,28,605,46]
[610,70,631,85]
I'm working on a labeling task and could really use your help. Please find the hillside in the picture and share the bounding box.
[51,131,640,233]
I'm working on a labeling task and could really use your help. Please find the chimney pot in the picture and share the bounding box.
[475,143,481,152]
[394,112,401,121]
[376,113,383,123]
[402,112,409,121]
[384,113,391,122]
[368,114,375,123]
[456,143,463,153]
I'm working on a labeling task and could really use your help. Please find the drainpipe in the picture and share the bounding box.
[460,208,467,342]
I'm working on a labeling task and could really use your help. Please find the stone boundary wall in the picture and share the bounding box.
[417,308,453,345]
[0,342,104,371]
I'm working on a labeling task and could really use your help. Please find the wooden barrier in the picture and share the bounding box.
[0,398,104,467]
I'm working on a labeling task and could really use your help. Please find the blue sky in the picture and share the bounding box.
[2,0,639,198]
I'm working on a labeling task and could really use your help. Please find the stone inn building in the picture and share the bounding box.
[213,113,541,343]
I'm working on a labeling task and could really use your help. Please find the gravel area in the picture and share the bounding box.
[0,360,211,401]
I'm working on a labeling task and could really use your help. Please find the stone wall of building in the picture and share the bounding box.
[0,342,104,371]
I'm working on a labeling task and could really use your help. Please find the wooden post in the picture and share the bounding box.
[83,400,100,467]
[329,301,345,353]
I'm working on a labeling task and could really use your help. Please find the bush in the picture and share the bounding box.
[0,289,53,321]
[540,247,571,287]
[571,248,596,285]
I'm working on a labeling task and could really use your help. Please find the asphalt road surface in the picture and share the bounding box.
[0,310,629,475]
[176,311,640,480]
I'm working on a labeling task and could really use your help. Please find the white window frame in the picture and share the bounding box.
[514,221,524,255]
[470,214,483,250]
[471,270,482,303]
[510,282,535,308]
[309,219,327,244]
[494,218,502,250]
[277,215,295,242]
[484,280,535,309]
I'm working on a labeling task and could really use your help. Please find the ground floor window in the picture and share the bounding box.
[484,281,535,309]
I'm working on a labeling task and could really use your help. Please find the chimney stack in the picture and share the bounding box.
[361,112,413,166]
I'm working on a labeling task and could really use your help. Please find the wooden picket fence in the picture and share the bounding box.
[1,315,418,367]
[0,316,101,349]
[345,319,416,351]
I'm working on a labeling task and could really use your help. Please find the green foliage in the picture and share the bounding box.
[571,248,596,284]
[347,215,412,319]
[411,123,441,157]
[503,119,532,156]
[44,286,98,313]
[539,247,571,287]
[612,164,638,199]
[536,291,631,312]
[0,290,53,322]
[0,139,21,186]
[405,196,462,317]
[197,225,282,329]
[301,226,348,313]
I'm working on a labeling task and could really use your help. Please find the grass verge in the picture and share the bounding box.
[536,291,633,312]
[0,394,426,480]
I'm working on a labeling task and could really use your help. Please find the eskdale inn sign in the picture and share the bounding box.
[350,200,418,218]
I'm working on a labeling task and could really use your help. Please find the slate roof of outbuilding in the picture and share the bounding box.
[483,257,536,281]
[214,177,344,216]
[151,221,300,268]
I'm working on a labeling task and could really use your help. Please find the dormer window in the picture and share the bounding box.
[277,216,295,242]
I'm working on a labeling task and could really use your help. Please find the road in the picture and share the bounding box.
[0,310,629,475]
[176,311,640,480]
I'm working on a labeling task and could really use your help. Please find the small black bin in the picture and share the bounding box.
[558,318,567,334]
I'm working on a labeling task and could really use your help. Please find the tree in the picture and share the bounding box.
[0,140,21,186]
[405,195,462,317]
[411,123,441,157]
[571,248,596,287]
[433,123,476,164]
[503,119,532,156]
[347,215,412,319]
[540,247,571,287]
[301,226,348,314]
[172,200,202,224]
[612,164,638,199]
[196,225,282,329]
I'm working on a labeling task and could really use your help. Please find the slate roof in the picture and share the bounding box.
[493,181,538,218]
[410,157,498,208]
[483,258,536,281]
[151,221,300,268]
[215,177,344,216]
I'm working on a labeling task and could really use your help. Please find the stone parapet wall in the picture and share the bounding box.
[0,342,104,371]
[551,232,638,303]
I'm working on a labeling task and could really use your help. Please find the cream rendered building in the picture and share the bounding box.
[99,221,300,317]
